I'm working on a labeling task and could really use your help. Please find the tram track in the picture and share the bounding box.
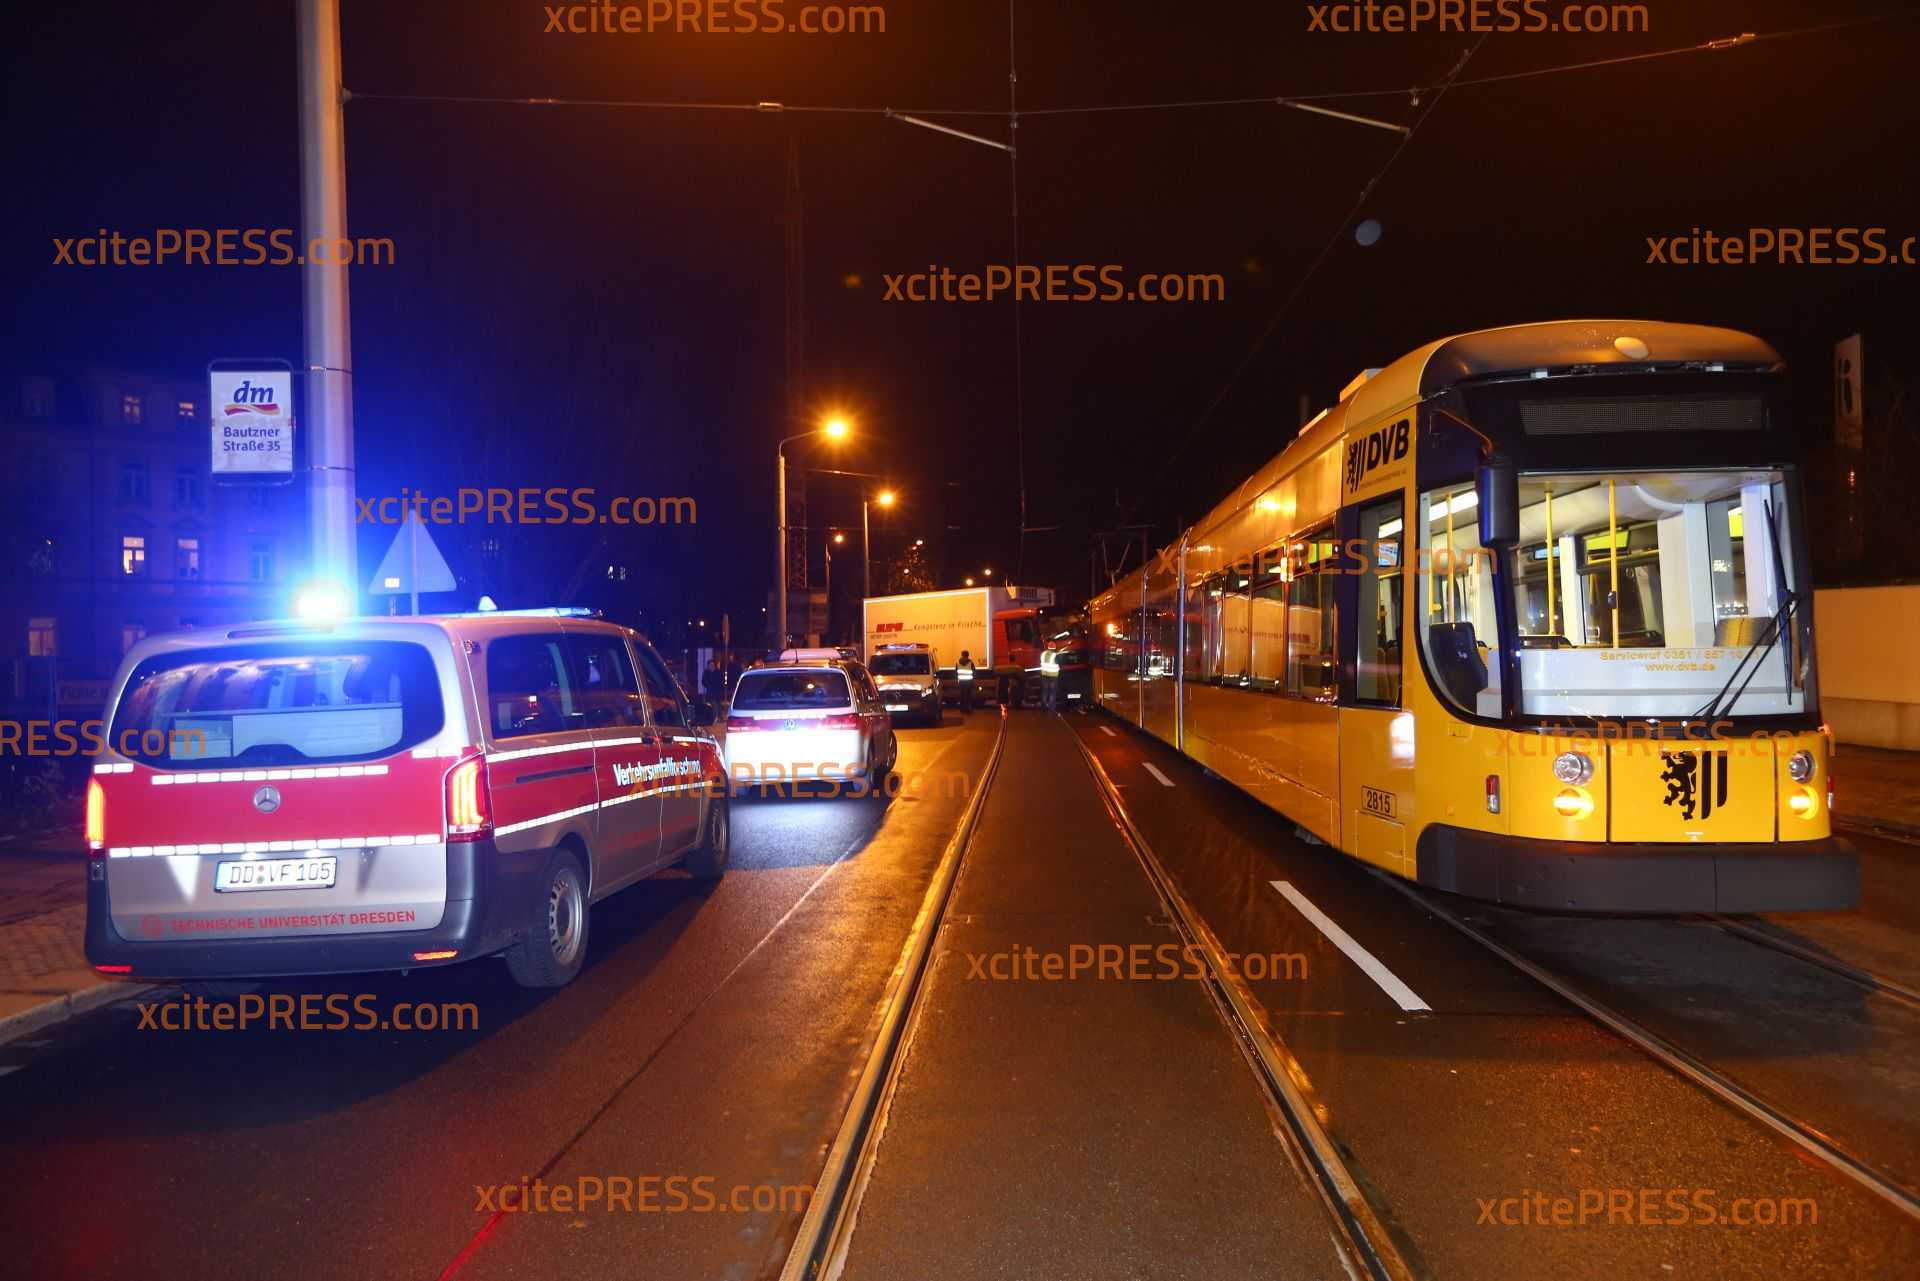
[1704,913,1920,1011]
[1378,874,1920,1225]
[777,710,1009,1281]
[1073,735,1422,1281]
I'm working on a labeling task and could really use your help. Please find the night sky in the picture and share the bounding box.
[6,0,1919,635]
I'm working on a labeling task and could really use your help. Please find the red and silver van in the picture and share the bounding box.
[84,608,727,988]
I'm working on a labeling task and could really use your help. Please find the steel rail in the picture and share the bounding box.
[778,709,1009,1281]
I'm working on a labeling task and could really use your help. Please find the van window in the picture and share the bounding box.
[488,634,581,738]
[108,640,444,768]
[567,634,644,728]
[631,641,690,729]
[732,669,852,711]
[870,652,931,676]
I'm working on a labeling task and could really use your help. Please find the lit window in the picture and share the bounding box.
[122,393,144,425]
[27,617,56,657]
[122,535,147,575]
[249,539,273,582]
[176,537,201,579]
[176,400,197,426]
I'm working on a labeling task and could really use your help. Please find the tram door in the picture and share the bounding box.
[1339,494,1415,874]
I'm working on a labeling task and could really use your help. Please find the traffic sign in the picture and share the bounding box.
[369,508,457,613]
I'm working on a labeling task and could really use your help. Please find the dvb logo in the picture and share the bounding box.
[1344,417,1409,492]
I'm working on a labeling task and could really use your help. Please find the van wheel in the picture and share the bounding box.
[685,795,730,879]
[505,849,590,989]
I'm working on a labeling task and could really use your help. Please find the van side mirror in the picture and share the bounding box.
[692,698,717,727]
[1477,461,1518,547]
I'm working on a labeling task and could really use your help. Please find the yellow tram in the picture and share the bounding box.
[1089,320,1858,912]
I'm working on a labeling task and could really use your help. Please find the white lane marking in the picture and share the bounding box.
[1099,726,1118,738]
[1271,880,1431,1012]
[1142,762,1175,788]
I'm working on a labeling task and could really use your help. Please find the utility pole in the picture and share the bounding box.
[297,0,357,603]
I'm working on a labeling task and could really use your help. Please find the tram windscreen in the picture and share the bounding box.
[1416,470,1807,721]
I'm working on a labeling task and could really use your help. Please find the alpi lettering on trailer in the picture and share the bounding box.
[1344,417,1410,497]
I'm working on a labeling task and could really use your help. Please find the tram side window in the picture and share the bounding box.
[1100,612,1137,671]
[1354,497,1403,706]
[1419,485,1501,717]
[1286,530,1338,699]
[1204,571,1251,682]
[1181,575,1206,682]
[1248,546,1287,690]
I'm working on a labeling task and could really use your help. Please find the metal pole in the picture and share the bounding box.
[776,448,788,650]
[823,539,832,642]
[296,0,357,604]
[863,500,871,599]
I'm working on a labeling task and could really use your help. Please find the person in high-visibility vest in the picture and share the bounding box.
[1039,642,1061,711]
[955,650,976,713]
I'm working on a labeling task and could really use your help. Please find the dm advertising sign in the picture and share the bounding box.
[209,367,293,475]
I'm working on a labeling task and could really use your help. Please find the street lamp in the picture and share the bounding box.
[965,576,975,587]
[864,490,896,599]
[776,415,851,649]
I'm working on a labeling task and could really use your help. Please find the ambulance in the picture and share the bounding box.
[83,608,727,989]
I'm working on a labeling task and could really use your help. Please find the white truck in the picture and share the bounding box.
[861,586,1057,705]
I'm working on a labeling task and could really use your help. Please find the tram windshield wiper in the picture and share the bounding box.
[1695,498,1796,721]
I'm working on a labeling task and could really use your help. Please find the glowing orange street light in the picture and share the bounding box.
[865,490,900,598]
[777,415,851,646]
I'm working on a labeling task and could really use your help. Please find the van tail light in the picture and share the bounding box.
[85,779,106,856]
[445,753,493,843]
[726,715,759,732]
[816,713,861,730]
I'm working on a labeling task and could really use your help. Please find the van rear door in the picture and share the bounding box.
[95,633,456,942]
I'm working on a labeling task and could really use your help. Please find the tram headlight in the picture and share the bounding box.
[1551,751,1594,786]
[1787,750,1815,783]
[1552,787,1594,820]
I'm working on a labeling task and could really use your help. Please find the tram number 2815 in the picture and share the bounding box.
[1362,786,1395,818]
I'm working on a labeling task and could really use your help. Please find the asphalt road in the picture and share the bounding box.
[0,713,999,1281]
[2,706,1917,1281]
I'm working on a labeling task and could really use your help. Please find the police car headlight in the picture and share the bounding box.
[1787,750,1814,782]
[1551,751,1593,786]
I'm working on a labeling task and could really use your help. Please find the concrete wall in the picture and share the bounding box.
[1815,586,1920,750]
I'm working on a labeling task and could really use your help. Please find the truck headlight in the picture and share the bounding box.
[1551,751,1593,786]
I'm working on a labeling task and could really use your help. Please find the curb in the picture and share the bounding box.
[0,980,160,1050]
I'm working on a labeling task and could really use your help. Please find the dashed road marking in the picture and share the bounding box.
[1142,762,1175,788]
[1099,726,1118,738]
[1271,880,1431,1012]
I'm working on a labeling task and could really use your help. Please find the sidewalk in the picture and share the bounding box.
[0,823,153,1048]
[1835,744,1920,839]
